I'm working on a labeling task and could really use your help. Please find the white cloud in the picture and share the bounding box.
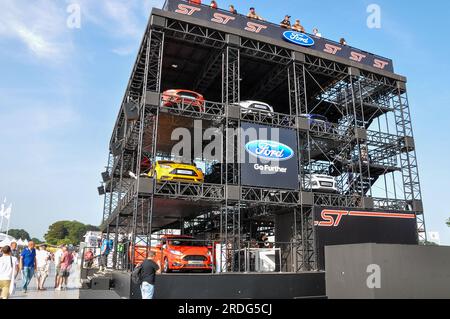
[76,0,165,55]
[0,0,73,61]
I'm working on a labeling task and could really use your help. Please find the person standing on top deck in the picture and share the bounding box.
[280,15,292,29]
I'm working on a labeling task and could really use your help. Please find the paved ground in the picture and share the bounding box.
[11,262,81,299]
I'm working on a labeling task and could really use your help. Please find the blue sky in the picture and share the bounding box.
[0,0,449,243]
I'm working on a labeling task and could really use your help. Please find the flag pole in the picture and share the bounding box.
[5,204,12,235]
[0,199,4,233]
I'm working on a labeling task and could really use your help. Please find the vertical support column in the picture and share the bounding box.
[222,34,240,105]
[223,34,241,186]
[289,57,309,189]
[112,216,120,269]
[288,53,317,272]
[294,206,317,271]
[130,29,164,270]
[288,53,307,115]
[348,73,368,205]
[220,34,242,272]
[393,81,426,242]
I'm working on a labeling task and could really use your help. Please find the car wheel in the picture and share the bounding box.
[163,258,171,273]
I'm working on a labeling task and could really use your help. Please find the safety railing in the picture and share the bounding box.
[108,236,301,274]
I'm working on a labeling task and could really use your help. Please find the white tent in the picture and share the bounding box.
[0,239,11,247]
[0,233,17,247]
[23,239,29,246]
[17,239,25,246]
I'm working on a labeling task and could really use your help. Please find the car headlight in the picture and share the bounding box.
[160,165,172,169]
[169,250,183,256]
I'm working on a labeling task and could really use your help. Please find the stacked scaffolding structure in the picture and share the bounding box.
[99,1,426,273]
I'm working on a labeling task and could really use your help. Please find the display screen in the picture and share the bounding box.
[240,122,299,190]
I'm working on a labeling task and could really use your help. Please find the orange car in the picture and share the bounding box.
[132,235,213,273]
[162,89,205,112]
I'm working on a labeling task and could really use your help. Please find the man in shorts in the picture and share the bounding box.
[53,244,64,288]
[35,244,51,291]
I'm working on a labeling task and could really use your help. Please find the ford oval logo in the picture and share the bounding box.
[282,31,315,47]
[245,140,294,161]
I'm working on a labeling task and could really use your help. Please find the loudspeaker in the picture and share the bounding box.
[97,186,105,196]
[101,171,110,183]
[124,102,139,121]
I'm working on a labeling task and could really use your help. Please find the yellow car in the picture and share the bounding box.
[149,160,204,183]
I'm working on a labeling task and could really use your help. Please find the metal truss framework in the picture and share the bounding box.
[100,15,426,273]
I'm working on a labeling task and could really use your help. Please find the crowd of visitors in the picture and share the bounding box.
[186,1,347,43]
[0,240,76,299]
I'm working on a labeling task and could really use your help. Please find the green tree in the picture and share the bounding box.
[7,229,31,240]
[31,238,43,244]
[447,218,450,227]
[44,221,99,246]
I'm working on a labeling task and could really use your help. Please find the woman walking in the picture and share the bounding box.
[0,246,19,299]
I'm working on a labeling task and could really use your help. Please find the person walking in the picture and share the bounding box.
[53,244,64,288]
[56,246,73,291]
[0,246,19,299]
[35,244,51,291]
[140,251,159,299]
[19,241,36,293]
[10,242,19,260]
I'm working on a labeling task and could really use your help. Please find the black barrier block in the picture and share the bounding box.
[326,244,450,299]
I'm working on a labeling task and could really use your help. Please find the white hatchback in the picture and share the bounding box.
[304,174,338,193]
[235,100,275,117]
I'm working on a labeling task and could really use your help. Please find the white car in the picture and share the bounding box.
[235,100,274,117]
[304,174,338,193]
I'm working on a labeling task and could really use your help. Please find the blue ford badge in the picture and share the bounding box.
[282,31,315,47]
[245,140,294,161]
